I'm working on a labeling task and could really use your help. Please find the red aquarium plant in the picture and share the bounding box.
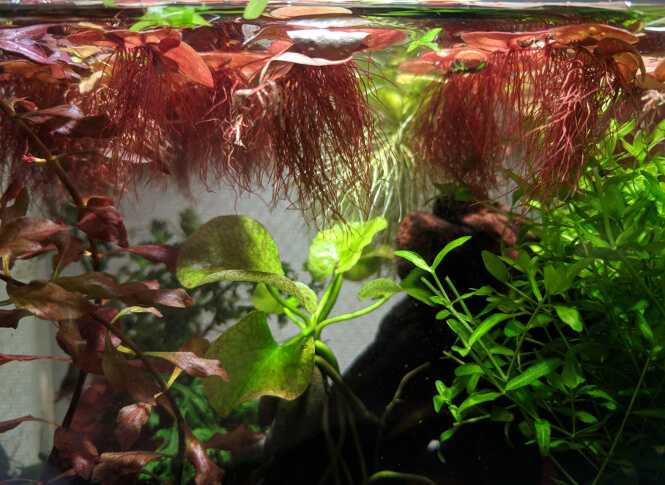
[235,8,406,222]
[402,23,645,201]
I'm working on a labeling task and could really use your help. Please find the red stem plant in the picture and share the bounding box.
[403,23,645,202]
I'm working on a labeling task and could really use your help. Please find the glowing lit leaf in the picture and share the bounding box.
[203,312,315,417]
[307,217,387,281]
[534,418,551,457]
[243,0,268,20]
[177,216,317,313]
[553,305,583,332]
[270,6,353,18]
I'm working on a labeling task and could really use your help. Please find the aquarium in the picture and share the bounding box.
[1,1,665,484]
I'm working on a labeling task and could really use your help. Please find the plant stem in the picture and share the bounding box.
[317,296,390,334]
[590,349,653,485]
[92,313,186,485]
[266,285,310,326]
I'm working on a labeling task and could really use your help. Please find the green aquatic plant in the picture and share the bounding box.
[399,118,665,484]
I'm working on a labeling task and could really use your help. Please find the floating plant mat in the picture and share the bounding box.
[1,3,665,229]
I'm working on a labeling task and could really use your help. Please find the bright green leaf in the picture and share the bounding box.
[505,358,562,392]
[458,392,501,414]
[252,283,284,315]
[243,0,268,19]
[469,313,520,347]
[394,250,431,273]
[553,305,583,332]
[203,312,315,417]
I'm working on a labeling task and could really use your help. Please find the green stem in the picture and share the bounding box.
[590,349,653,485]
[316,273,343,322]
[266,285,310,326]
[592,165,616,248]
[317,296,390,334]
[315,340,340,374]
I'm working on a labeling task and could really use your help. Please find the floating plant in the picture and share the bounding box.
[401,22,647,201]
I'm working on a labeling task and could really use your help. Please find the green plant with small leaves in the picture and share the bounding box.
[399,119,665,485]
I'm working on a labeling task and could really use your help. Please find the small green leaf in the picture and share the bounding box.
[454,363,483,376]
[458,392,501,415]
[553,305,583,332]
[243,0,268,19]
[468,313,520,347]
[504,320,526,338]
[561,351,585,389]
[534,418,551,456]
[431,236,472,272]
[504,358,562,392]
[358,278,403,300]
[575,411,598,424]
[203,312,315,417]
[307,218,387,281]
[394,250,431,273]
[440,427,457,442]
[433,395,446,413]
[482,251,509,283]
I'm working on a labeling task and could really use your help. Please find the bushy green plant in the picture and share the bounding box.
[398,119,665,484]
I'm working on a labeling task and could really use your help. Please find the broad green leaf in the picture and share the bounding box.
[504,358,562,392]
[454,363,483,376]
[468,313,520,347]
[431,236,472,272]
[458,392,501,415]
[439,427,457,442]
[307,218,387,281]
[358,278,403,300]
[243,0,268,19]
[482,251,509,283]
[504,320,526,338]
[176,216,317,313]
[534,418,551,456]
[394,250,431,273]
[433,395,446,413]
[553,305,583,332]
[203,312,315,417]
[252,283,284,314]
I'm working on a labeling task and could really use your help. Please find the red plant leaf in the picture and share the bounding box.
[90,451,164,483]
[54,427,99,480]
[286,29,368,60]
[56,319,88,361]
[0,415,60,434]
[331,27,407,51]
[397,58,439,75]
[0,216,62,258]
[0,352,71,367]
[0,24,51,64]
[145,351,228,380]
[203,424,261,452]
[186,429,225,485]
[114,403,152,451]
[654,57,665,83]
[180,333,211,357]
[52,230,86,276]
[8,280,97,321]
[77,308,120,375]
[158,37,214,88]
[103,245,179,272]
[102,333,158,405]
[1,186,29,224]
[67,29,115,48]
[53,272,193,308]
[553,23,638,46]
[0,309,31,329]
[78,203,129,248]
[21,105,114,138]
